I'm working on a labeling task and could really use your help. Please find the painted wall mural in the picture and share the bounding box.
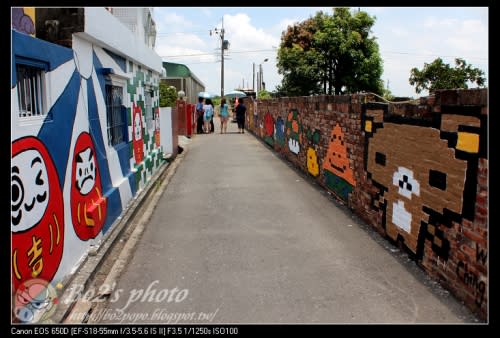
[154,108,161,148]
[286,109,301,154]
[12,7,35,36]
[71,132,107,240]
[12,137,65,291]
[306,129,321,177]
[263,112,274,147]
[364,106,486,260]
[274,116,286,147]
[250,94,487,318]
[132,103,144,164]
[323,123,356,201]
[11,30,161,289]
[127,65,162,192]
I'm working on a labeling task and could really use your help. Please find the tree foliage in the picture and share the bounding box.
[257,89,272,99]
[159,83,178,107]
[409,58,486,94]
[276,7,383,96]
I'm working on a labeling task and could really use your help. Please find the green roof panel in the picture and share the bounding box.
[162,62,191,78]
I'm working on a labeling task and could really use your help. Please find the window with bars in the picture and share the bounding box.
[106,84,126,146]
[16,64,46,118]
[145,90,153,130]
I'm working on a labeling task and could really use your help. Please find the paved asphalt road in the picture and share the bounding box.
[99,119,478,324]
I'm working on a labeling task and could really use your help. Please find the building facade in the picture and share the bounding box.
[11,7,164,292]
[162,61,205,104]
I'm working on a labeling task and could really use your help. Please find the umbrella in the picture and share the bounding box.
[224,90,247,99]
[198,91,216,99]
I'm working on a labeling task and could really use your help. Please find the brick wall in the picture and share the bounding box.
[245,88,488,320]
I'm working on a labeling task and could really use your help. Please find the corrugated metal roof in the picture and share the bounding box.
[163,62,191,78]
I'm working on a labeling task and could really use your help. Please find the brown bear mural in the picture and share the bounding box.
[363,103,486,260]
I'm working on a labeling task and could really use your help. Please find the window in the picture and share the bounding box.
[145,90,153,130]
[16,64,46,118]
[106,84,125,146]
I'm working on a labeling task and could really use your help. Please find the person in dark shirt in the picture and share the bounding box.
[235,98,246,134]
[196,97,205,134]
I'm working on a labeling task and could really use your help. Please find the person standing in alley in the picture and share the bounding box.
[232,97,239,122]
[235,98,246,134]
[209,99,215,133]
[219,98,229,134]
[196,97,204,134]
[203,98,214,134]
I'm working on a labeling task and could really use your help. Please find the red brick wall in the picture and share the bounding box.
[246,89,487,320]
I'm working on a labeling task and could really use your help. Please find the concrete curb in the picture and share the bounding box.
[52,148,188,324]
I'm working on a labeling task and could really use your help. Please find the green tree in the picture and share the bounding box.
[159,83,178,107]
[277,7,383,96]
[409,58,486,94]
[257,89,272,99]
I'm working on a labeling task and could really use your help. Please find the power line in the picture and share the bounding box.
[156,30,210,37]
[159,48,277,58]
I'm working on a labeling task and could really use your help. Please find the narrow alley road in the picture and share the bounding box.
[98,119,476,324]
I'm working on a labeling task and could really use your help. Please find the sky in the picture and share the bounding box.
[153,7,488,98]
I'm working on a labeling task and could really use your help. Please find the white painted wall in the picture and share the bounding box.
[159,107,173,156]
[81,7,162,74]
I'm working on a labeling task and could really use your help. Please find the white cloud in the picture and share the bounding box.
[201,8,212,17]
[423,16,459,28]
[223,13,279,53]
[155,10,194,32]
[390,27,408,38]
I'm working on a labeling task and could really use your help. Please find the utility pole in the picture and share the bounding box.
[210,17,226,98]
[220,17,224,98]
[252,63,255,91]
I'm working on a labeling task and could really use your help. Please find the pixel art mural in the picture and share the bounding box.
[263,112,274,147]
[274,116,286,147]
[323,123,356,201]
[306,129,321,177]
[286,109,301,154]
[364,104,486,260]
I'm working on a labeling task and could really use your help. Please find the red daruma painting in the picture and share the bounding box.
[11,137,65,290]
[71,132,107,240]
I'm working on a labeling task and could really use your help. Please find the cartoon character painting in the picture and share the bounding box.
[286,109,301,154]
[11,137,64,291]
[11,7,35,36]
[71,132,107,240]
[274,116,286,147]
[154,108,160,148]
[132,103,144,164]
[364,106,485,260]
[13,278,58,323]
[323,123,356,200]
[306,129,321,177]
[264,112,274,147]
